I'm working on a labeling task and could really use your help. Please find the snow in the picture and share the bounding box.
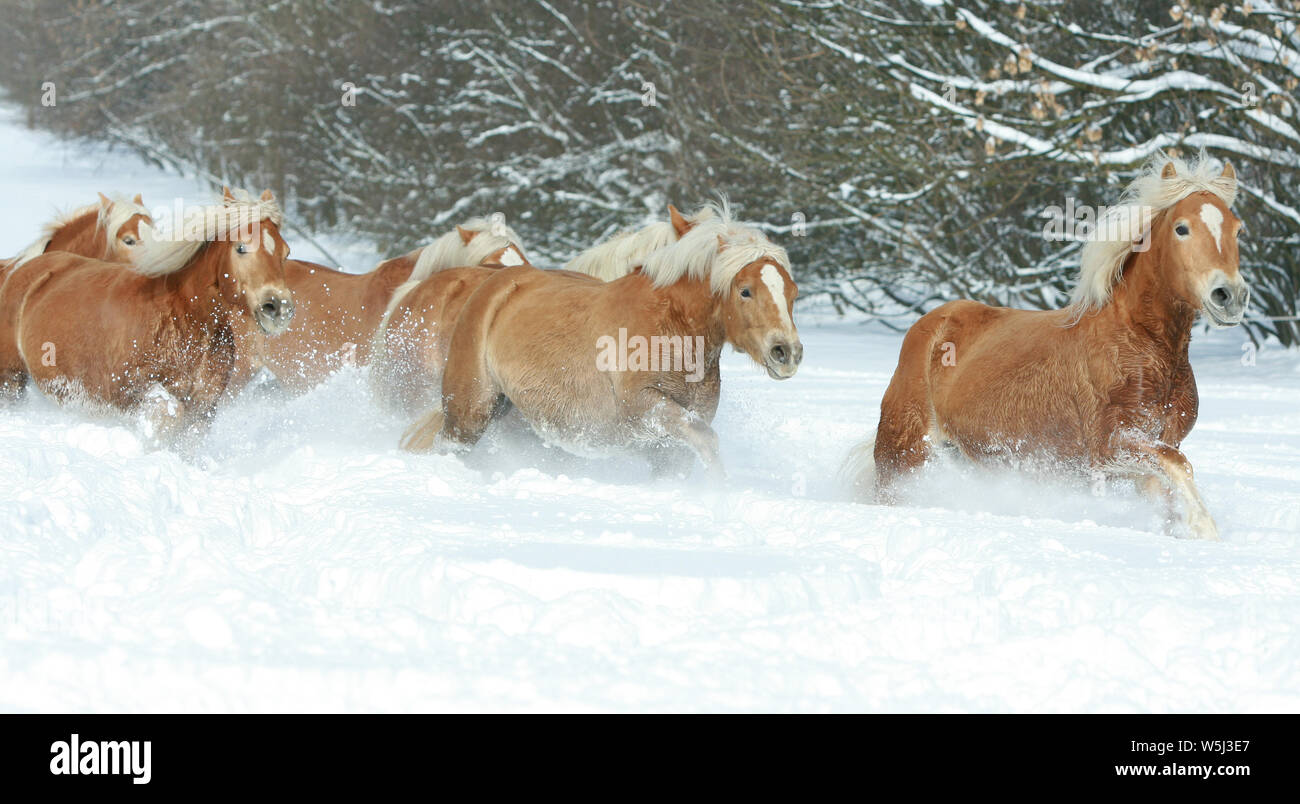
[2,104,1299,713]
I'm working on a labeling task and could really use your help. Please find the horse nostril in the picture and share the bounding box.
[261,301,278,317]
[1211,287,1230,306]
[770,344,788,364]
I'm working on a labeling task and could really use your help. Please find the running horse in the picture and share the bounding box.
[0,188,293,444]
[370,204,706,416]
[2,193,151,274]
[240,216,527,391]
[389,203,801,479]
[846,154,1248,540]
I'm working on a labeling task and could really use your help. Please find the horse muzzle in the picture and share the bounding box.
[255,291,295,335]
[1203,277,1249,328]
[763,337,803,380]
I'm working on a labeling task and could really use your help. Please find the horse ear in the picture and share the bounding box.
[222,186,236,202]
[132,193,144,206]
[668,204,691,237]
[457,225,477,245]
[1221,160,1236,181]
[1161,162,1177,180]
[260,188,275,202]
[97,192,111,208]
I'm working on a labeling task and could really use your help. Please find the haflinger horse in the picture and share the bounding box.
[389,202,802,479]
[846,154,1248,541]
[237,216,528,392]
[370,203,707,417]
[0,188,293,445]
[1,192,152,274]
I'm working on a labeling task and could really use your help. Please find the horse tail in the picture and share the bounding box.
[377,277,419,341]
[368,279,417,412]
[840,433,877,503]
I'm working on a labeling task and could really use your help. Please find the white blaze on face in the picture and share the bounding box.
[262,229,275,254]
[1200,203,1224,252]
[759,263,793,330]
[499,245,525,266]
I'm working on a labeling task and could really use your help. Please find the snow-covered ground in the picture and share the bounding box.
[1,104,1298,712]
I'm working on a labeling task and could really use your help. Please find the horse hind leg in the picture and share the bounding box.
[863,352,938,504]
[0,310,29,403]
[871,400,936,504]
[417,284,514,455]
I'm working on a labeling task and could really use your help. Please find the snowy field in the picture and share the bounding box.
[1,105,1298,712]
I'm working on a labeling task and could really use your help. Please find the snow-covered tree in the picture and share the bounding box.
[1,0,1296,341]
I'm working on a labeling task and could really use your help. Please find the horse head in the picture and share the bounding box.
[721,254,802,379]
[216,187,295,335]
[1154,161,1249,327]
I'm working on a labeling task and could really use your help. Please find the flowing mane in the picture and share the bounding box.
[10,195,150,268]
[132,190,282,277]
[1067,151,1238,320]
[407,216,524,285]
[381,217,525,326]
[638,201,790,295]
[565,205,717,280]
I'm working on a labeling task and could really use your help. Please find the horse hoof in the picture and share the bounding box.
[1182,513,1222,542]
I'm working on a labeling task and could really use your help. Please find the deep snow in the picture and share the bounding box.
[1,104,1298,712]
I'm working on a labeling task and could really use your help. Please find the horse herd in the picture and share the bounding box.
[0,153,1250,541]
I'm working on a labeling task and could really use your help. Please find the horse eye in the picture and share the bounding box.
[123,237,135,246]
[236,243,248,254]
[741,287,752,298]
[1175,224,1190,236]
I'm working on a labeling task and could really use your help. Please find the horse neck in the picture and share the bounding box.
[1097,236,1196,358]
[167,243,234,331]
[650,275,727,353]
[48,214,105,259]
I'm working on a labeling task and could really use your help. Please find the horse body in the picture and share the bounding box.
[880,298,1195,473]
[5,253,239,419]
[241,255,416,390]
[0,189,293,443]
[855,156,1246,540]
[442,268,723,460]
[395,206,801,478]
[371,204,703,415]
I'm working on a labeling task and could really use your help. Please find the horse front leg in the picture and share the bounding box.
[1120,440,1220,541]
[639,393,724,483]
[137,382,189,447]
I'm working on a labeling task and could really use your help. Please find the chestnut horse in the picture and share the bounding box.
[239,216,527,391]
[846,155,1247,540]
[0,188,293,443]
[2,193,151,274]
[392,204,802,479]
[370,204,703,416]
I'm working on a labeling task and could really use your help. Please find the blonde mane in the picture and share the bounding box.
[407,216,524,285]
[381,217,526,326]
[132,190,282,277]
[11,195,150,268]
[638,201,790,295]
[565,205,717,281]
[1067,151,1238,320]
